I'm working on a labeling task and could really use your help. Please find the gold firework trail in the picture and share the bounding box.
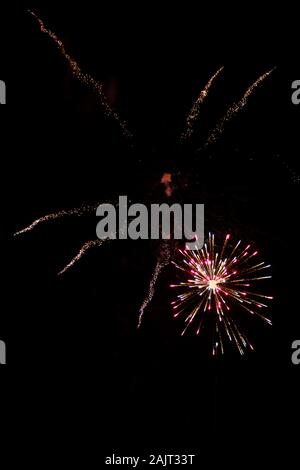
[14,204,97,236]
[14,200,125,274]
[203,67,276,148]
[138,241,171,328]
[58,239,108,275]
[181,66,224,141]
[29,10,132,139]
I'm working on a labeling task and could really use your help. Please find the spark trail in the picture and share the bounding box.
[29,10,132,139]
[203,67,276,149]
[138,241,171,328]
[181,66,224,141]
[58,239,109,275]
[14,204,97,236]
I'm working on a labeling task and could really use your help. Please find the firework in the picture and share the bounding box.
[181,66,224,141]
[14,204,97,236]
[14,200,123,275]
[203,68,276,149]
[15,12,278,346]
[29,10,132,139]
[138,241,171,328]
[58,239,109,275]
[171,233,273,355]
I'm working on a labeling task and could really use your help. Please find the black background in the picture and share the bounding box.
[1,3,299,466]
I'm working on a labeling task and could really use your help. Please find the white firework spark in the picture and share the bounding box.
[138,241,171,328]
[203,67,276,148]
[14,204,97,236]
[181,66,224,141]
[58,239,109,275]
[29,10,132,139]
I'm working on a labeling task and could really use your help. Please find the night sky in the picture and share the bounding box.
[1,3,299,466]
